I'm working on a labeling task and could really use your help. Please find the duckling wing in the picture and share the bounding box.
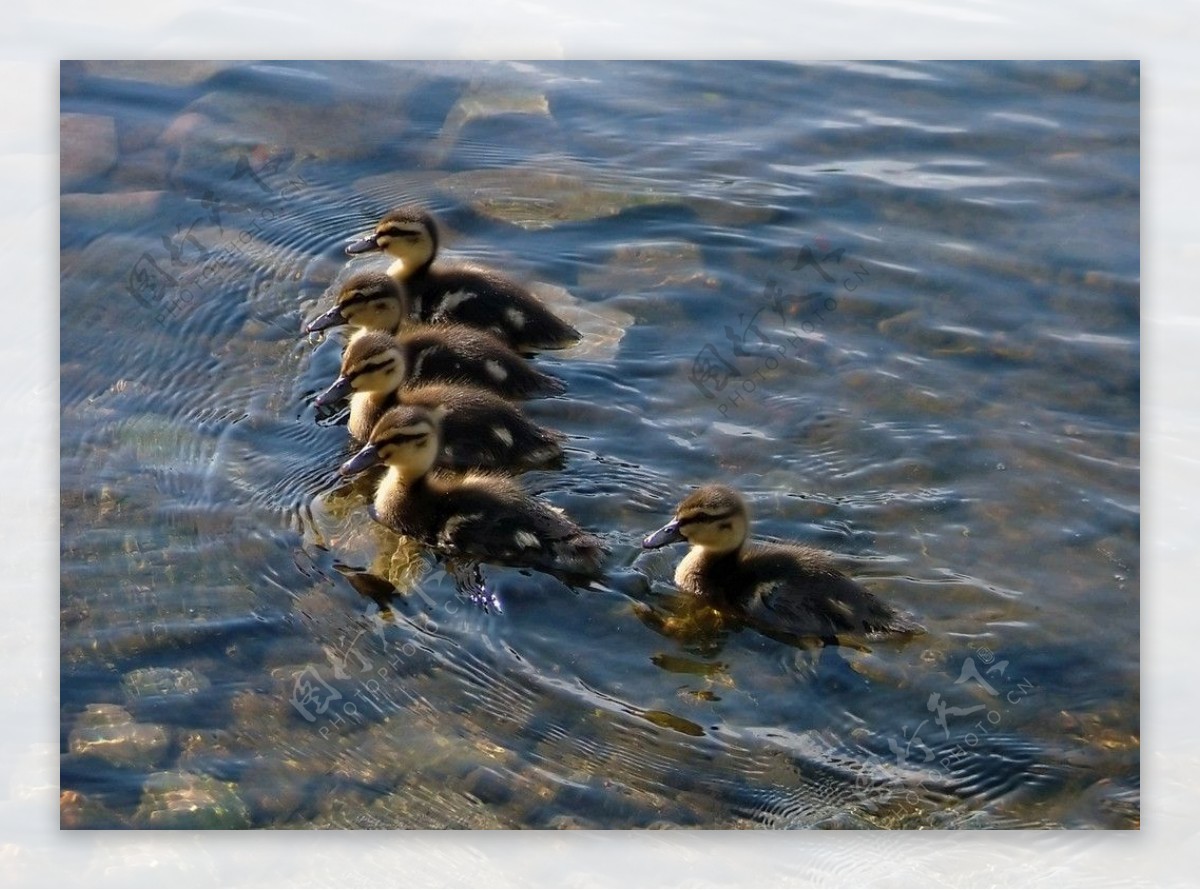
[403,326,565,397]
[401,385,564,470]
[432,478,604,575]
[742,547,916,639]
[424,266,582,350]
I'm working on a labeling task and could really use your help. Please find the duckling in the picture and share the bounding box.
[342,208,582,352]
[316,328,565,408]
[315,349,563,469]
[642,485,921,642]
[340,405,605,577]
[304,271,408,336]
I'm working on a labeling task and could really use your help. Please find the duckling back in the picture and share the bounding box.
[420,474,605,576]
[411,265,582,353]
[332,327,565,406]
[729,544,921,640]
[401,384,564,470]
[397,324,566,398]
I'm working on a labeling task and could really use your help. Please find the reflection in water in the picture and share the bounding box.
[61,60,1138,829]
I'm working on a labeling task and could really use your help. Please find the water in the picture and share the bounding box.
[60,60,1139,829]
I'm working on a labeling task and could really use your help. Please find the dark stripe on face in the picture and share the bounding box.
[678,510,738,527]
[380,226,425,240]
[379,429,431,446]
[340,288,391,309]
[349,357,396,378]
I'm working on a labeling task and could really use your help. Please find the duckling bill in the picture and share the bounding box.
[342,208,582,352]
[643,484,921,642]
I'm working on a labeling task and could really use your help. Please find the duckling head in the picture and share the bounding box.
[315,329,407,406]
[642,484,749,555]
[340,404,446,480]
[345,208,438,279]
[305,271,409,334]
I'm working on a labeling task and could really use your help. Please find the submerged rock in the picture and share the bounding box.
[68,703,170,769]
[679,195,776,227]
[61,113,118,189]
[433,163,773,230]
[238,756,313,823]
[60,190,167,236]
[180,87,408,167]
[427,83,559,167]
[109,146,173,192]
[433,166,669,230]
[165,115,296,198]
[60,789,126,829]
[577,241,710,296]
[134,770,252,829]
[122,665,218,723]
[527,282,634,361]
[82,61,243,88]
[123,666,212,699]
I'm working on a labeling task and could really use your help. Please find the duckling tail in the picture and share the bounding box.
[555,532,607,577]
[868,610,926,639]
[537,371,568,397]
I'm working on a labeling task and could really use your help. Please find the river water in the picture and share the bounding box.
[60,60,1138,829]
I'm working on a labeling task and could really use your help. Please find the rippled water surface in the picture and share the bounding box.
[60,60,1139,829]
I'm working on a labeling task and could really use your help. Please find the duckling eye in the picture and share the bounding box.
[372,301,389,311]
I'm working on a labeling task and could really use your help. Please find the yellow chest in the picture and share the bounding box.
[675,547,706,593]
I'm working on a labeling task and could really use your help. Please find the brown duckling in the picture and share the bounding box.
[340,405,605,577]
[642,484,921,642]
[304,271,409,337]
[316,328,565,407]
[313,333,563,469]
[341,208,582,352]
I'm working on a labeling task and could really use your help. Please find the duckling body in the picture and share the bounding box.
[341,406,604,576]
[343,381,563,470]
[317,328,564,408]
[343,208,582,352]
[643,485,920,641]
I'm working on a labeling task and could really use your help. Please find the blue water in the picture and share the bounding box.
[60,60,1138,828]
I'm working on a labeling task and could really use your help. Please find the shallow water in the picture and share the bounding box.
[60,60,1138,829]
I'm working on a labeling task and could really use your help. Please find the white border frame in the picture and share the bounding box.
[24,2,1198,885]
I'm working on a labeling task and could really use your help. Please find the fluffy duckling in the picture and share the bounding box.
[315,348,563,469]
[642,485,920,642]
[316,328,565,408]
[305,271,409,336]
[342,208,582,352]
[340,405,605,576]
